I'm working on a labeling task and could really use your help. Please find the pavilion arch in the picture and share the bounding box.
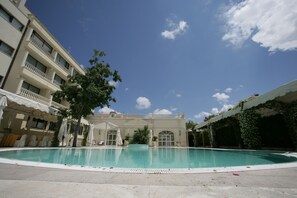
[158,131,174,146]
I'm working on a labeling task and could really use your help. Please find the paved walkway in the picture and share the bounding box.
[0,164,296,197]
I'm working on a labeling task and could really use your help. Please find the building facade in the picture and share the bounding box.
[0,0,28,87]
[0,0,86,146]
[87,113,187,147]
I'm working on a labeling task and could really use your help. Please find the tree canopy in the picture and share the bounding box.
[54,49,121,146]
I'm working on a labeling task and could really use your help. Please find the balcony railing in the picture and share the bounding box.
[55,61,71,74]
[51,101,67,109]
[29,38,54,60]
[19,88,50,105]
[23,63,52,83]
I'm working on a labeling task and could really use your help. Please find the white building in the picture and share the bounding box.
[0,0,86,147]
[87,113,187,147]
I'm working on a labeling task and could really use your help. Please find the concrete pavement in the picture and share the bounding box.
[0,163,296,197]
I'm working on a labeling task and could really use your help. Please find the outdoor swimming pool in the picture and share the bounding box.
[0,145,296,173]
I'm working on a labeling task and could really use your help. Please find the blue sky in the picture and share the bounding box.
[26,0,297,122]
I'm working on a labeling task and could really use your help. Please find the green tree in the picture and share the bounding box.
[186,120,198,147]
[131,125,150,144]
[54,49,121,147]
[186,120,198,131]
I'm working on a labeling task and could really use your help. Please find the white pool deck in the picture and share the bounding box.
[0,147,297,197]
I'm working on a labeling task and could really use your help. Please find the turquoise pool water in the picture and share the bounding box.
[0,146,296,169]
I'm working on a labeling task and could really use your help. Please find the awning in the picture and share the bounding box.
[0,88,58,120]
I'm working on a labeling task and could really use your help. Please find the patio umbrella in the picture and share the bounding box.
[149,129,153,146]
[58,118,68,146]
[87,124,94,146]
[116,129,123,146]
[0,96,7,126]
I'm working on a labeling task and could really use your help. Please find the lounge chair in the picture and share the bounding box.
[28,135,37,147]
[14,134,27,147]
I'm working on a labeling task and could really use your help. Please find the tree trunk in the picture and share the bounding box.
[72,116,82,147]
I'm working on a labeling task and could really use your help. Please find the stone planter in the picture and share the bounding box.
[152,141,158,147]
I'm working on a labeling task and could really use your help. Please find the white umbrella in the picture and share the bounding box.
[116,129,123,146]
[58,118,68,146]
[0,96,7,126]
[87,124,94,146]
[149,129,153,146]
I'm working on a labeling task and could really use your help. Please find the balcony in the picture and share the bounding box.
[51,101,67,109]
[23,63,52,83]
[19,88,50,105]
[29,37,54,60]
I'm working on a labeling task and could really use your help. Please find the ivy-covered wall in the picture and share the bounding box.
[238,109,261,149]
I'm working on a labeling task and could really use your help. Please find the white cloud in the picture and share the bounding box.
[221,104,234,112]
[212,92,230,104]
[194,112,211,119]
[211,108,219,115]
[176,94,182,98]
[98,106,119,114]
[153,109,172,115]
[108,80,119,87]
[125,88,129,91]
[224,88,232,93]
[136,97,151,109]
[161,20,189,40]
[222,0,297,52]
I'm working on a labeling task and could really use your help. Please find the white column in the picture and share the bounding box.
[16,78,24,94]
[21,51,29,67]
[25,27,34,42]
[53,50,58,61]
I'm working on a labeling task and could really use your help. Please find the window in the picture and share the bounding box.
[54,74,65,86]
[0,40,14,56]
[30,117,47,129]
[0,6,24,31]
[30,31,53,54]
[26,55,47,73]
[72,69,78,77]
[70,124,83,135]
[49,122,58,131]
[56,53,69,69]
[158,131,175,147]
[106,130,117,145]
[22,81,40,94]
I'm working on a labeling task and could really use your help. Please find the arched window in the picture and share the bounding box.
[106,130,117,145]
[158,131,174,146]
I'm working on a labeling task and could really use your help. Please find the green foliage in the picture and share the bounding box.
[152,136,158,141]
[186,120,198,130]
[51,118,62,147]
[281,102,297,148]
[53,49,121,147]
[131,125,149,144]
[239,109,261,149]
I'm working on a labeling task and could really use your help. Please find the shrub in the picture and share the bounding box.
[131,125,149,144]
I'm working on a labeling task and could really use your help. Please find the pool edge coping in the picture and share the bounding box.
[0,147,297,174]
